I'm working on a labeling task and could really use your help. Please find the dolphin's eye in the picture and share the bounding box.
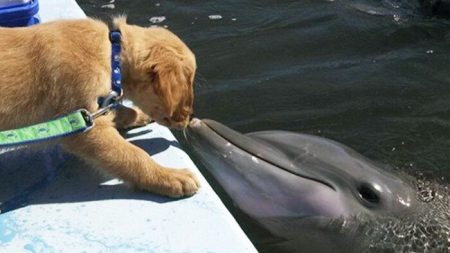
[357,183,380,205]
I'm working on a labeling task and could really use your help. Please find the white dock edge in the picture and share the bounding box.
[0,1,258,252]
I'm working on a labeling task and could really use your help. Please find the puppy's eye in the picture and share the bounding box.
[149,72,156,83]
[149,65,157,83]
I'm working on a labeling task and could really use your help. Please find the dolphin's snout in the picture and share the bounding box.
[189,118,202,128]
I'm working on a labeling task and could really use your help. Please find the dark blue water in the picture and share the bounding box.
[77,1,450,252]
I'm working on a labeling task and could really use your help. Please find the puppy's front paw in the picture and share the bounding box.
[137,168,200,198]
[160,168,201,198]
[115,106,152,129]
[131,108,152,128]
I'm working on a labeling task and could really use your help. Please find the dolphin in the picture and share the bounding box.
[184,118,449,249]
[185,118,426,253]
[184,118,419,252]
[184,118,420,251]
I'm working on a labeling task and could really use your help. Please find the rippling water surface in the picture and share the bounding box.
[77,1,450,252]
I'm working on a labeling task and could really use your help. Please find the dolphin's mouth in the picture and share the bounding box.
[191,118,335,191]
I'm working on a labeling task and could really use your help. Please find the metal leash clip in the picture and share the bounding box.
[92,91,123,119]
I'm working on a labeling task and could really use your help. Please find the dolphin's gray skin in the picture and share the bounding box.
[186,118,417,220]
[185,118,421,251]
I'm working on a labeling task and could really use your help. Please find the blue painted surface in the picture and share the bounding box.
[0,1,257,252]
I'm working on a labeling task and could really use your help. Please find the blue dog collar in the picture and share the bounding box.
[98,30,123,109]
[110,30,123,97]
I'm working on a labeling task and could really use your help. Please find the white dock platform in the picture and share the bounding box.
[0,1,257,252]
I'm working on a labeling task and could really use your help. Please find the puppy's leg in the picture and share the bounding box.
[114,105,152,129]
[61,117,200,197]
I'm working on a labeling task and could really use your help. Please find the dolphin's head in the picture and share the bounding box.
[186,118,418,219]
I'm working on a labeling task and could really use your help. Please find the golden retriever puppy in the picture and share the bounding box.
[0,17,200,198]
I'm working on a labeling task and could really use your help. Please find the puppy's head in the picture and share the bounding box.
[116,17,196,130]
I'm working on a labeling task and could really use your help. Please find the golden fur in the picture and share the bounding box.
[0,17,199,197]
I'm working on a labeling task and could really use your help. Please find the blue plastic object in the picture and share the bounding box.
[0,0,39,27]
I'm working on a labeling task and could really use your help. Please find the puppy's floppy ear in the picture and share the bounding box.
[148,54,192,118]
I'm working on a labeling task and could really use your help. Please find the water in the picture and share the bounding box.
[77,0,450,252]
